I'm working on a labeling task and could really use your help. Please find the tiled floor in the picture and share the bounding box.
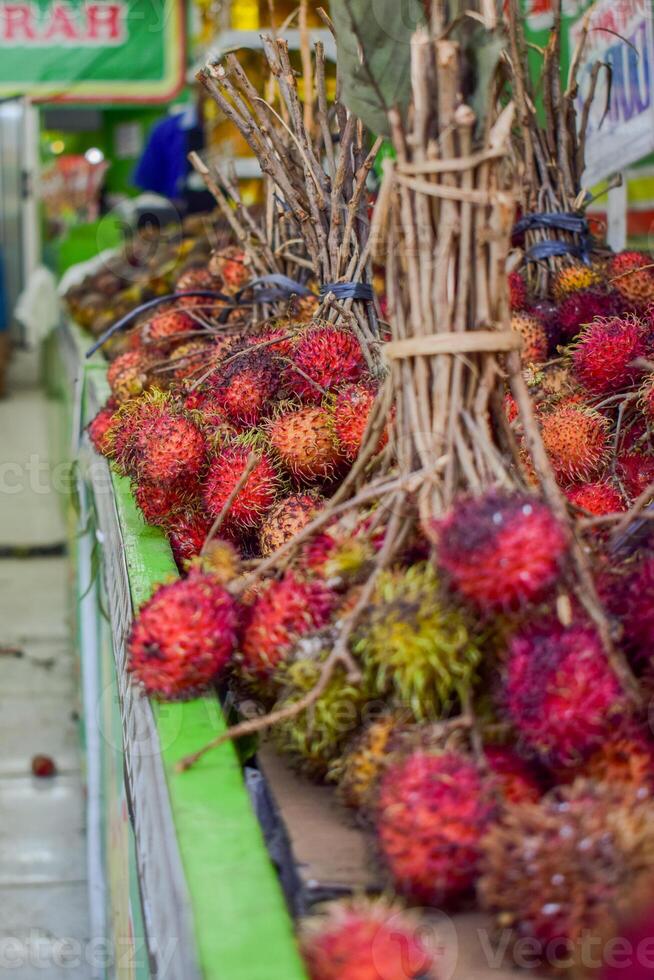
[0,354,90,978]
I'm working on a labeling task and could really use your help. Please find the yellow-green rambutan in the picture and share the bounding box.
[271,653,369,780]
[354,563,482,721]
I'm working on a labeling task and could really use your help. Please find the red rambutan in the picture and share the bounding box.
[133,481,192,528]
[616,451,654,500]
[127,574,238,698]
[433,490,568,611]
[540,402,611,482]
[146,310,195,347]
[107,350,151,402]
[300,898,437,980]
[167,510,212,568]
[578,724,654,789]
[132,410,207,487]
[505,617,626,767]
[175,266,219,292]
[565,480,626,516]
[503,392,519,424]
[615,557,654,669]
[511,312,548,364]
[240,572,336,680]
[375,749,497,904]
[331,383,388,462]
[484,746,542,805]
[87,402,117,455]
[555,290,620,343]
[104,395,172,475]
[286,326,366,403]
[206,350,279,426]
[639,374,654,424]
[508,270,528,310]
[183,387,237,433]
[258,493,322,557]
[269,407,344,483]
[202,446,278,530]
[247,325,296,358]
[609,250,654,306]
[269,406,345,483]
[572,315,645,395]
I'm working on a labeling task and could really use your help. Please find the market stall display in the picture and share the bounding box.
[58,0,654,976]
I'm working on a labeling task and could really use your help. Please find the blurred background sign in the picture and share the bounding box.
[571,0,654,186]
[0,0,185,103]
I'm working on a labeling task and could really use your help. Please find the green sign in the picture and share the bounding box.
[0,0,185,102]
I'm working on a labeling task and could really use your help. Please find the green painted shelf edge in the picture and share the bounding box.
[88,372,307,980]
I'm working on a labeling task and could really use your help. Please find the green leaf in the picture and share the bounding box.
[329,0,426,135]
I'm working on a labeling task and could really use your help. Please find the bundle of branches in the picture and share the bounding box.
[175,8,635,777]
[506,0,607,295]
[196,32,383,373]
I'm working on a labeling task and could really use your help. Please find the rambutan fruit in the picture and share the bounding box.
[202,446,278,531]
[484,745,542,805]
[508,270,528,310]
[269,406,345,483]
[187,538,241,585]
[540,402,611,482]
[87,402,117,455]
[355,563,482,721]
[146,310,195,347]
[286,326,366,403]
[376,749,497,904]
[616,450,654,500]
[104,394,171,475]
[133,481,191,527]
[209,247,249,292]
[433,490,568,612]
[302,515,381,585]
[615,557,654,669]
[183,387,236,433]
[331,383,389,462]
[577,724,654,789]
[552,262,602,302]
[565,480,626,516]
[609,250,654,306]
[258,493,323,557]
[247,324,297,358]
[240,572,336,681]
[478,780,654,971]
[175,266,219,292]
[300,897,437,980]
[511,312,548,365]
[503,392,519,424]
[271,654,367,779]
[206,350,279,426]
[555,289,619,342]
[168,340,213,382]
[332,712,400,810]
[167,510,212,568]
[504,616,626,767]
[599,906,654,980]
[131,409,207,487]
[572,315,645,395]
[127,574,238,698]
[639,373,654,424]
[107,350,151,402]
